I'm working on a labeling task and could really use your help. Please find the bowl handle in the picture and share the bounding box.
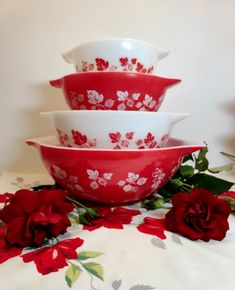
[49,78,63,88]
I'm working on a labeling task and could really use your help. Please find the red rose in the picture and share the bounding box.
[0,227,22,263]
[0,189,73,247]
[165,188,231,241]
[22,237,83,275]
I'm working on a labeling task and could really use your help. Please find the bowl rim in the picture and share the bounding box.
[40,110,190,117]
[63,37,167,51]
[26,135,205,153]
[50,71,181,82]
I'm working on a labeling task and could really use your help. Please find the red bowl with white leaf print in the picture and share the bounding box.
[41,110,189,149]
[62,38,169,74]
[50,72,181,111]
[26,136,204,205]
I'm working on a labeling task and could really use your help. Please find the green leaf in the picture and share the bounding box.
[77,251,103,260]
[179,165,194,177]
[182,153,194,163]
[197,146,208,161]
[86,207,98,218]
[82,262,104,280]
[65,264,82,288]
[220,151,235,162]
[209,163,233,173]
[187,173,235,194]
[195,157,209,172]
[141,198,169,210]
[168,178,184,188]
[194,146,209,172]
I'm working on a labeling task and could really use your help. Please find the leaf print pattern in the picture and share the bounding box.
[151,168,166,191]
[72,130,97,148]
[109,131,134,149]
[87,169,113,190]
[117,172,147,192]
[77,57,153,74]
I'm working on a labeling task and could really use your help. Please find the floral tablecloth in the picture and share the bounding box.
[0,172,235,290]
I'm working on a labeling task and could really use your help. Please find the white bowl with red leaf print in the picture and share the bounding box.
[41,110,189,150]
[49,72,181,111]
[62,38,169,74]
[26,136,204,205]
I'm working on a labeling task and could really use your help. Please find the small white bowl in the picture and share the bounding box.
[42,110,189,150]
[62,38,169,74]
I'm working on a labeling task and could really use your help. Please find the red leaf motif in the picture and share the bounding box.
[72,130,88,145]
[136,62,143,72]
[120,57,128,66]
[95,58,109,71]
[149,141,158,149]
[144,132,155,144]
[136,139,143,146]
[21,238,84,275]
[131,58,137,64]
[109,132,121,143]
[125,132,134,140]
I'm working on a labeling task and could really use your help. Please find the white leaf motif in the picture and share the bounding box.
[103,173,113,180]
[105,99,114,108]
[127,172,139,183]
[137,177,147,185]
[123,184,134,192]
[87,169,99,179]
[90,181,99,189]
[87,90,104,104]
[117,180,126,186]
[132,93,140,100]
[117,103,126,110]
[117,91,128,101]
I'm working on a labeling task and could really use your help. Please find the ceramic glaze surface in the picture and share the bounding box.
[42,111,189,149]
[62,38,169,74]
[50,72,180,111]
[27,136,204,205]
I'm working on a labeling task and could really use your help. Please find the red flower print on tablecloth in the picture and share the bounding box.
[117,172,148,192]
[21,237,84,275]
[109,131,134,149]
[83,207,141,231]
[0,227,22,263]
[72,130,97,148]
[137,217,166,239]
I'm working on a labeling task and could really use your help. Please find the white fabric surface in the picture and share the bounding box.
[0,172,235,290]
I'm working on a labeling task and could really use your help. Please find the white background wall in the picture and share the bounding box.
[0,0,235,174]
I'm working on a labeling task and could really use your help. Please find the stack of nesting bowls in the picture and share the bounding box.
[27,38,204,205]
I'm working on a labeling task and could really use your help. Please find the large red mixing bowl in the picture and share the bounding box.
[50,72,181,111]
[27,136,204,205]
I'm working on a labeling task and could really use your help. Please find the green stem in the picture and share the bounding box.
[66,196,88,209]
[220,151,235,159]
